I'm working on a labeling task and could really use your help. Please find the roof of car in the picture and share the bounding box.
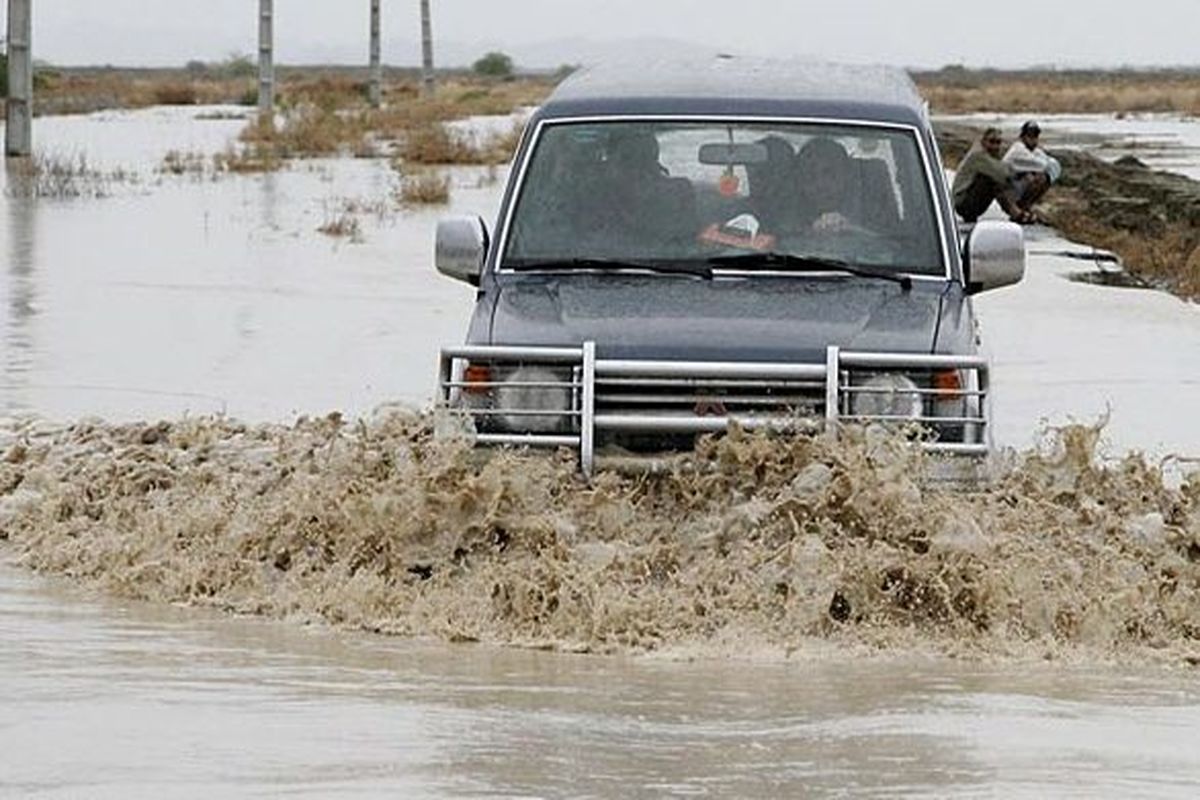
[538,56,929,127]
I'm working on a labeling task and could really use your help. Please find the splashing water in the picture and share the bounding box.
[1,412,1198,667]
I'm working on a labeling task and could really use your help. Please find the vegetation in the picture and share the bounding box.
[399,119,522,166]
[4,153,126,199]
[159,149,209,177]
[914,66,1200,115]
[472,51,515,79]
[317,211,363,241]
[398,169,451,205]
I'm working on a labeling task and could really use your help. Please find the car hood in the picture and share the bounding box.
[487,275,947,361]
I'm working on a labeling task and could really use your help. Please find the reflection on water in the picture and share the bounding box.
[3,162,37,414]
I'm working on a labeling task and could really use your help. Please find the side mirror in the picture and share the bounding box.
[964,220,1025,294]
[435,216,489,285]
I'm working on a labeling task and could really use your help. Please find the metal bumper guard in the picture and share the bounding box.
[438,343,989,476]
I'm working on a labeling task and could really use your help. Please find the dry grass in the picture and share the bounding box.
[212,143,284,174]
[159,149,210,177]
[915,69,1200,115]
[5,153,118,199]
[317,211,363,241]
[400,123,489,164]
[32,70,256,115]
[244,79,539,166]
[398,170,451,205]
[150,82,202,106]
[239,107,373,158]
[398,119,525,166]
[337,196,393,220]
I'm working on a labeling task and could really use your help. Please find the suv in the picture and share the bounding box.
[434,57,1024,475]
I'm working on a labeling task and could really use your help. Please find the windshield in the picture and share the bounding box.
[503,120,945,276]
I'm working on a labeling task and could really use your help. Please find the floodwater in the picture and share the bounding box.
[2,108,1200,797]
[2,106,486,420]
[4,563,1200,799]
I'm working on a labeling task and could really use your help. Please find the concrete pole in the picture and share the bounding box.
[419,0,435,98]
[368,0,382,108]
[258,0,275,118]
[5,0,34,157]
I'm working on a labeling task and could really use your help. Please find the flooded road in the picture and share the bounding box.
[2,108,1200,796]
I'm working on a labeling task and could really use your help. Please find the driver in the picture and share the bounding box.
[597,129,696,251]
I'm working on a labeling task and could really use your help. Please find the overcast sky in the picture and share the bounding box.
[4,0,1198,69]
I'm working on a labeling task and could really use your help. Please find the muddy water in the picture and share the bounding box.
[3,108,1200,796]
[5,563,1199,798]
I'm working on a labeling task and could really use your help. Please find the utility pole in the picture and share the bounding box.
[419,0,435,98]
[369,0,382,108]
[258,0,275,118]
[5,0,33,157]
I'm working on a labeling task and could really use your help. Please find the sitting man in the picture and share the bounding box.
[1002,120,1062,217]
[793,137,863,233]
[952,127,1035,224]
[596,128,697,252]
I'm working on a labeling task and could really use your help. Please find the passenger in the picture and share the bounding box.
[746,135,797,232]
[1002,120,1061,217]
[952,128,1035,224]
[794,137,860,233]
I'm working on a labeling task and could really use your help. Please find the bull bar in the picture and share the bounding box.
[438,342,990,476]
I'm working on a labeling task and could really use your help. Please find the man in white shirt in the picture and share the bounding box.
[1003,121,1061,218]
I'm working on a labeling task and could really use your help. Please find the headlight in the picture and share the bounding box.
[849,373,922,420]
[495,365,574,433]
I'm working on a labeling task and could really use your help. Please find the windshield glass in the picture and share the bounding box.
[503,120,945,276]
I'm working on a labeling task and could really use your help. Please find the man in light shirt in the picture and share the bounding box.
[1003,120,1062,218]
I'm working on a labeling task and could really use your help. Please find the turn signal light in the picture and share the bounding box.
[463,364,492,394]
[932,369,962,395]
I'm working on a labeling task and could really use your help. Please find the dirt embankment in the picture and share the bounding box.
[936,122,1200,300]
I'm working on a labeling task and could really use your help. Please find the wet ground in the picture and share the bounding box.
[2,108,1200,797]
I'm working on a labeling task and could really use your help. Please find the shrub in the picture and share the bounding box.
[152,82,199,105]
[473,51,514,79]
[220,53,257,80]
[398,170,451,205]
[318,212,363,241]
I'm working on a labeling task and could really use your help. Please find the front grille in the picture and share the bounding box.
[438,343,991,475]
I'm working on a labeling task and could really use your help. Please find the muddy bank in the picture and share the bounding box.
[936,122,1200,300]
[2,413,1198,667]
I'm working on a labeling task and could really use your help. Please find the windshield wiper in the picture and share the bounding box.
[705,252,913,290]
[506,258,712,280]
